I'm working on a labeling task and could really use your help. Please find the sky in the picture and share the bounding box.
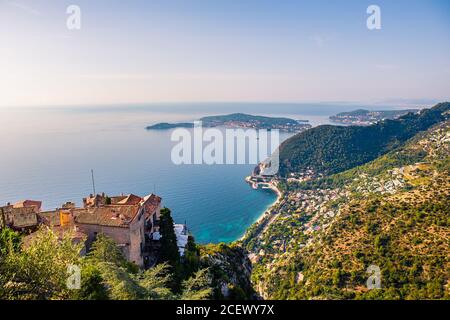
[0,0,449,107]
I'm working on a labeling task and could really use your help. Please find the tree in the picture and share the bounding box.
[88,234,138,273]
[75,263,109,300]
[332,269,343,287]
[78,234,140,299]
[0,227,22,298]
[85,234,209,300]
[181,235,200,279]
[158,208,182,291]
[159,208,180,267]
[0,229,213,300]
[179,268,212,300]
[0,226,82,300]
[95,260,210,300]
[83,234,174,300]
[137,263,174,300]
[0,227,21,257]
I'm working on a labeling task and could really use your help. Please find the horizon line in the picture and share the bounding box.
[0,98,444,109]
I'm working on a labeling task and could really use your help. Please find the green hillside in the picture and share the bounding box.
[245,120,450,299]
[200,113,299,126]
[278,102,449,176]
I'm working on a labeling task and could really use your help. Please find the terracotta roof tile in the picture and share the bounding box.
[13,200,42,211]
[117,194,143,205]
[74,205,140,228]
[38,210,60,226]
[143,194,162,217]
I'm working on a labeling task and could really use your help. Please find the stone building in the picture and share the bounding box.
[0,200,41,231]
[2,193,162,268]
[75,193,161,267]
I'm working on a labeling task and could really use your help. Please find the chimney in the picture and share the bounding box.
[60,210,73,227]
[62,202,75,209]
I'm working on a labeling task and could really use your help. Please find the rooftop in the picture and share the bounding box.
[74,205,140,228]
[116,194,143,205]
[13,200,42,209]
[1,204,39,229]
[142,194,162,217]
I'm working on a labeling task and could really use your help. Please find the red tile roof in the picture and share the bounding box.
[117,194,143,205]
[74,205,140,228]
[13,200,42,211]
[22,225,87,248]
[110,196,127,204]
[143,194,162,217]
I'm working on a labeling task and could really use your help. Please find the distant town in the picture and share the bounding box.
[147,113,312,132]
[329,109,419,126]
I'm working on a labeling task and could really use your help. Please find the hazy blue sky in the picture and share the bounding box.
[0,0,449,107]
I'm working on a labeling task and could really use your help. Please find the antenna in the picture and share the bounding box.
[91,169,96,195]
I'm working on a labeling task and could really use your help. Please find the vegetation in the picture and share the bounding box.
[200,113,300,127]
[181,235,201,279]
[199,243,256,300]
[146,122,194,130]
[0,206,249,300]
[147,113,310,131]
[3,103,449,301]
[278,102,449,176]
[260,191,449,300]
[249,119,450,299]
[0,227,21,257]
[159,208,181,268]
[0,227,82,299]
[0,227,212,300]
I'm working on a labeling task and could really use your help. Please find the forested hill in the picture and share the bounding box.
[278,102,450,176]
[249,120,449,299]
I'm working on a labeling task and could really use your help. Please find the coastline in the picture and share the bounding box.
[238,176,283,242]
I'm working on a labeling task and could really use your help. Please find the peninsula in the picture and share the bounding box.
[146,113,311,132]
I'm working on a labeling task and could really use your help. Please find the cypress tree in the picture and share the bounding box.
[159,208,180,267]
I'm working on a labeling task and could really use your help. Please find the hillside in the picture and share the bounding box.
[278,102,449,176]
[146,122,194,129]
[243,120,449,299]
[200,113,300,127]
[147,113,311,132]
[329,109,419,125]
[200,243,256,300]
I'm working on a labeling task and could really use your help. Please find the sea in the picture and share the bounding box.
[0,102,396,243]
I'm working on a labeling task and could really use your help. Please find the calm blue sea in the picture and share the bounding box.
[0,102,380,243]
